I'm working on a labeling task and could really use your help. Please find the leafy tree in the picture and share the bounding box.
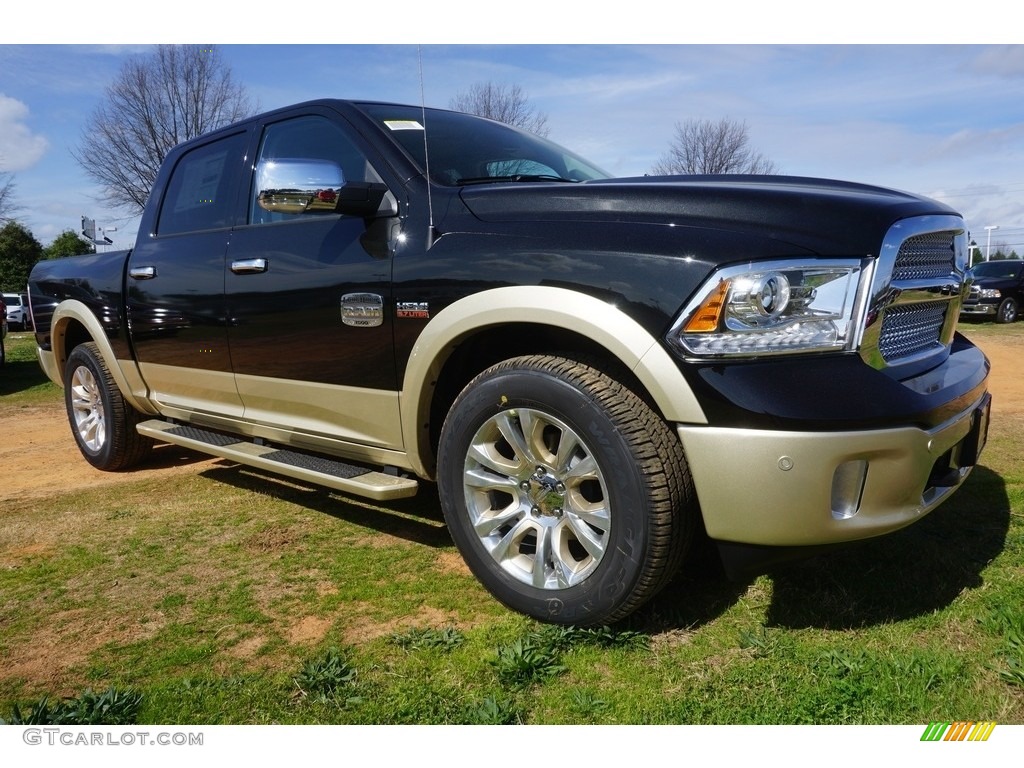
[450,82,550,137]
[0,221,43,292]
[43,230,95,260]
[73,45,256,215]
[652,118,778,175]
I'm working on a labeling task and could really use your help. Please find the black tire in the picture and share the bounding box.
[64,342,153,471]
[437,354,697,626]
[996,297,1018,324]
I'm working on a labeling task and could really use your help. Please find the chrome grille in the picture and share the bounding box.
[859,217,966,374]
[877,301,947,362]
[892,232,956,281]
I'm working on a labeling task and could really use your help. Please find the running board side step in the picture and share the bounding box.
[136,420,419,501]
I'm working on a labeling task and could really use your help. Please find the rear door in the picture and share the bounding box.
[126,130,249,417]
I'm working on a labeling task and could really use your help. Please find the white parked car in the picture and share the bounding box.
[0,295,6,366]
[3,292,29,331]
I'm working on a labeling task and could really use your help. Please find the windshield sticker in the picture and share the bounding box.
[384,120,424,131]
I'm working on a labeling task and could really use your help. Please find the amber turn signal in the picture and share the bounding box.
[683,279,729,333]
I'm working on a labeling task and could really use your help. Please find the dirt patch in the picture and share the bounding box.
[340,603,464,645]
[0,607,167,696]
[0,401,219,503]
[434,550,473,577]
[965,332,1024,415]
[287,615,334,646]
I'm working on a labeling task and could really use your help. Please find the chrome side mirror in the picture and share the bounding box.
[256,159,345,215]
[255,159,392,218]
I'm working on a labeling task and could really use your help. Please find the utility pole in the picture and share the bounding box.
[984,224,999,262]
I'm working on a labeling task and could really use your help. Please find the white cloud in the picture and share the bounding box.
[0,94,49,172]
[969,45,1024,78]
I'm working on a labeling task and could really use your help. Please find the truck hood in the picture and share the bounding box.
[458,175,960,256]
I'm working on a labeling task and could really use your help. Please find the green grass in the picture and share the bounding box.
[1,331,60,403]
[1,327,1022,724]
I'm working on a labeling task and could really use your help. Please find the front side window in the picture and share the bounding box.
[157,132,247,236]
[249,115,385,225]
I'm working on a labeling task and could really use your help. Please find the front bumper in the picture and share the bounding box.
[960,303,997,316]
[678,392,990,547]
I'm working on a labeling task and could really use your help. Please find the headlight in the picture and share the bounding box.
[979,288,1001,299]
[668,259,871,358]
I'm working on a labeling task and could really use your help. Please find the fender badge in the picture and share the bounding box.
[341,293,384,327]
[397,301,430,319]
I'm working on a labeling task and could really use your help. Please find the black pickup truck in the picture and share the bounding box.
[960,259,1023,323]
[28,99,991,625]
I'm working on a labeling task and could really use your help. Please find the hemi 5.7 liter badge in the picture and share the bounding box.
[396,301,430,319]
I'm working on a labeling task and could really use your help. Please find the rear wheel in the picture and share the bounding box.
[437,355,697,625]
[65,342,153,471]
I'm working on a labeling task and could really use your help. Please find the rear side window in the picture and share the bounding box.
[157,132,247,235]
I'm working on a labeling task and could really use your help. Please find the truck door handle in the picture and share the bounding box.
[129,266,157,280]
[231,258,269,274]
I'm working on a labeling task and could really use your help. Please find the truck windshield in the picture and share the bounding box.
[972,261,1023,279]
[358,103,611,186]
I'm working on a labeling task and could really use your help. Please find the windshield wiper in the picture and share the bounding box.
[456,174,579,186]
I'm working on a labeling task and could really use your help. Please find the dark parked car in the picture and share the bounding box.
[961,259,1023,323]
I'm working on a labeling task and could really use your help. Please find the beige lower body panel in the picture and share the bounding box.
[139,362,244,418]
[678,396,985,547]
[137,364,411,471]
[234,373,403,451]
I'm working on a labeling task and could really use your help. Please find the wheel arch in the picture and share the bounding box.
[400,286,706,479]
[44,300,157,415]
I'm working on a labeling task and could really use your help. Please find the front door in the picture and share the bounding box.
[225,111,402,451]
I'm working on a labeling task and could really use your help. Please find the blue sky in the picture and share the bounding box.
[2,27,1024,255]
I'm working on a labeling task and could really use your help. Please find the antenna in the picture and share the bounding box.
[418,46,438,249]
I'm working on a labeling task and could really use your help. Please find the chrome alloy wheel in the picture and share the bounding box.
[462,407,610,590]
[69,364,106,452]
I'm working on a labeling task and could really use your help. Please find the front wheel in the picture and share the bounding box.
[64,342,153,471]
[437,355,697,625]
[996,297,1018,324]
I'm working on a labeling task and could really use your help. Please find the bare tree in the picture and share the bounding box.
[652,118,778,175]
[0,169,18,225]
[450,82,550,137]
[74,45,257,214]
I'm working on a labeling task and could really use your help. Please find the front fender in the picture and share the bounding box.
[399,285,706,478]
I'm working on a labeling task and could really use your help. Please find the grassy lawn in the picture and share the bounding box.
[1,329,1022,725]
